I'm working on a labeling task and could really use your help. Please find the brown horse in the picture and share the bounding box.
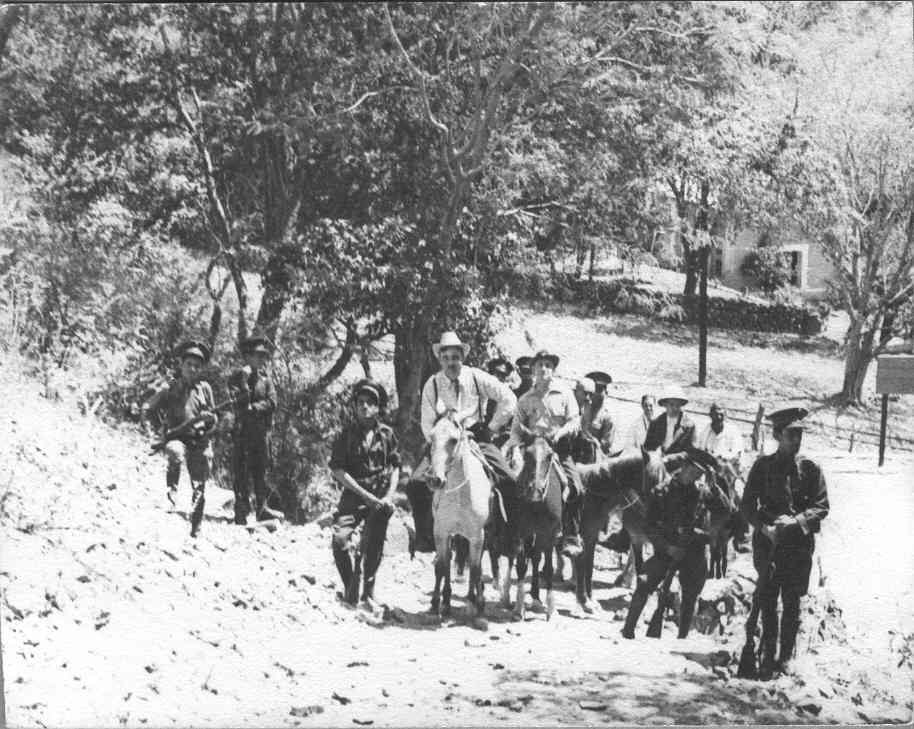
[574,448,670,612]
[500,435,564,621]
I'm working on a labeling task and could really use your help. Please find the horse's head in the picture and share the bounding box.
[428,405,475,483]
[641,447,671,492]
[519,435,557,503]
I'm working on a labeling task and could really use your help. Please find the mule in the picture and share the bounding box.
[705,459,742,579]
[504,435,564,621]
[574,448,671,612]
[427,408,492,619]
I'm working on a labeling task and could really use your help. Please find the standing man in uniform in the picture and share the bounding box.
[740,405,829,678]
[513,356,534,400]
[227,334,279,525]
[141,340,217,538]
[507,350,584,558]
[643,385,695,455]
[628,393,656,449]
[329,380,401,610]
[621,449,717,640]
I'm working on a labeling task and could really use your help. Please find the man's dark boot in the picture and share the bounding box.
[758,606,780,680]
[190,484,205,538]
[622,585,650,639]
[777,599,801,675]
[333,546,353,600]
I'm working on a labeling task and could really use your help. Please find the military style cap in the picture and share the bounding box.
[532,349,560,369]
[767,404,809,431]
[515,356,533,374]
[576,377,596,395]
[241,334,271,356]
[176,340,211,364]
[487,357,514,379]
[352,379,388,409]
[586,370,612,389]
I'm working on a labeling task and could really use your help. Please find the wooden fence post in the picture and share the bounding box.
[751,403,765,451]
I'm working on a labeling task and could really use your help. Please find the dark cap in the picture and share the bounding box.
[176,340,211,364]
[586,371,612,389]
[532,350,560,369]
[241,334,271,356]
[487,358,514,379]
[352,379,388,409]
[515,356,533,374]
[767,404,809,432]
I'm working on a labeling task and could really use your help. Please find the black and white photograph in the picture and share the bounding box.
[1,1,913,726]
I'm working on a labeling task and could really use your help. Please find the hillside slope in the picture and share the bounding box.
[1,358,911,727]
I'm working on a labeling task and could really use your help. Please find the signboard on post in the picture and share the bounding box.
[875,354,914,466]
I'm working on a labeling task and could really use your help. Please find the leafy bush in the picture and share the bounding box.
[740,247,794,293]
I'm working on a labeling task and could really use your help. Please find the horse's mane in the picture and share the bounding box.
[578,448,650,495]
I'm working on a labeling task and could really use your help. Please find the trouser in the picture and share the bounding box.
[755,541,813,665]
[331,500,391,603]
[558,454,584,542]
[623,542,707,638]
[232,429,273,523]
[163,439,212,535]
[406,440,518,553]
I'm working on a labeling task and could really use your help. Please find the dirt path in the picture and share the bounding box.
[2,364,912,727]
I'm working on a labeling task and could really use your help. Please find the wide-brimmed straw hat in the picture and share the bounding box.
[657,385,689,406]
[432,332,469,358]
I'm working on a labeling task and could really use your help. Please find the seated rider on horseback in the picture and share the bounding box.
[504,350,586,559]
[406,332,518,552]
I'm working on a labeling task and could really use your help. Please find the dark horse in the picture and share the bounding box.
[705,459,742,579]
[574,448,671,612]
[499,435,564,621]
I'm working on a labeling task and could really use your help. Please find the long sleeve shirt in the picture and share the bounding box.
[741,451,829,545]
[581,397,615,453]
[420,367,516,442]
[329,420,401,496]
[227,366,277,433]
[144,378,217,436]
[507,381,579,449]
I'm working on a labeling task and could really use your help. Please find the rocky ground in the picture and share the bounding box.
[2,357,912,727]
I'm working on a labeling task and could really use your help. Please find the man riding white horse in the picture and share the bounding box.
[406,332,518,552]
[505,350,586,559]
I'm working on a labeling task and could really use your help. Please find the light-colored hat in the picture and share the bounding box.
[432,331,469,358]
[657,385,689,406]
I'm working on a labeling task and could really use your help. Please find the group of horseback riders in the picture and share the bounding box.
[141,330,829,681]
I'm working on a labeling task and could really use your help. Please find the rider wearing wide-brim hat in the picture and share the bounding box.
[329,378,401,610]
[507,349,587,558]
[228,332,279,525]
[740,403,829,679]
[406,332,518,553]
[643,384,696,455]
[140,339,217,537]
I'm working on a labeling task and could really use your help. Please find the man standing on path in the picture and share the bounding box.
[643,385,695,455]
[740,405,830,678]
[227,334,279,525]
[141,340,217,538]
[507,350,584,558]
[329,380,401,610]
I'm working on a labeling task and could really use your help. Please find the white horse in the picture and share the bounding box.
[427,407,492,619]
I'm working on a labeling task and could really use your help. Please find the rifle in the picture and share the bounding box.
[149,395,245,454]
[736,509,780,679]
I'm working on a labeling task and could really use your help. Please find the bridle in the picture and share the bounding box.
[520,437,561,501]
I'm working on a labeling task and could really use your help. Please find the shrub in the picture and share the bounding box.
[740,247,794,294]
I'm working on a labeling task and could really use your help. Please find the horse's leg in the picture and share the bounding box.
[466,533,485,618]
[554,547,565,582]
[530,547,543,611]
[436,533,453,618]
[545,542,556,621]
[431,537,446,615]
[513,544,528,621]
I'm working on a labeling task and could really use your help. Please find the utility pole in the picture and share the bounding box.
[698,243,710,386]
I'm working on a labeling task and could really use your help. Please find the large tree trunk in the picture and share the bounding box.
[393,318,435,464]
[841,318,877,404]
[255,244,304,342]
